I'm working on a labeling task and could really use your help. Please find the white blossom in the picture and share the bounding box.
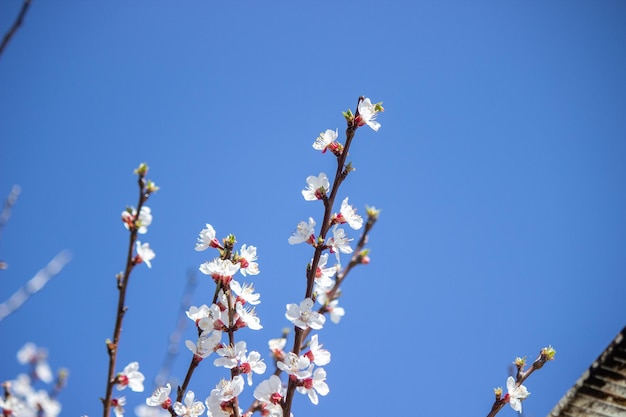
[173,390,205,417]
[301,173,330,201]
[285,298,325,330]
[507,376,530,413]
[288,218,316,245]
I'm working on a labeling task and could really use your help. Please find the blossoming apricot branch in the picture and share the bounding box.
[279,96,383,417]
[138,96,383,417]
[487,345,556,416]
[102,163,158,417]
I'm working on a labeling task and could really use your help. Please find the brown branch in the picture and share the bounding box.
[282,96,367,417]
[102,169,155,417]
[301,212,377,345]
[242,210,377,416]
[0,0,32,59]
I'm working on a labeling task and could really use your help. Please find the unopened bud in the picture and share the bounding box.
[359,249,371,264]
[365,205,381,220]
[494,387,503,400]
[224,234,237,247]
[542,345,556,360]
[145,180,160,194]
[342,109,354,124]
[58,368,69,380]
[134,163,149,177]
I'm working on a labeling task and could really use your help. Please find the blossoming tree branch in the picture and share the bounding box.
[0,96,556,417]
[101,96,385,417]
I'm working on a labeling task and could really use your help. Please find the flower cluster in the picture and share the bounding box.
[274,333,330,405]
[0,343,67,417]
[143,223,266,416]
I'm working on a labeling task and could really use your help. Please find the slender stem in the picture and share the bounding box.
[226,287,241,417]
[282,98,362,417]
[299,214,377,345]
[102,177,149,417]
[326,213,376,301]
[176,356,200,403]
[486,403,504,417]
[0,0,31,59]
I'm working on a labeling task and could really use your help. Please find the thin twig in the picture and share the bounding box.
[0,185,21,233]
[0,185,21,270]
[0,250,72,322]
[0,0,32,59]
[154,270,198,389]
[102,170,155,417]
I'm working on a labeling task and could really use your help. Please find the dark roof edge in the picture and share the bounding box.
[547,325,626,417]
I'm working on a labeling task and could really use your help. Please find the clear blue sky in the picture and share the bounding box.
[1,2,625,417]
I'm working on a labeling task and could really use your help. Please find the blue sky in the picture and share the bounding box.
[1,2,625,417]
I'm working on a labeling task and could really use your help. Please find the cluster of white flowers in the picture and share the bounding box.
[142,223,267,416]
[275,334,330,405]
[0,343,63,417]
[122,206,152,234]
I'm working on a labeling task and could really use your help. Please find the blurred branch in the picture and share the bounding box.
[0,185,21,270]
[0,185,21,233]
[0,0,32,59]
[154,269,198,389]
[0,250,72,322]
